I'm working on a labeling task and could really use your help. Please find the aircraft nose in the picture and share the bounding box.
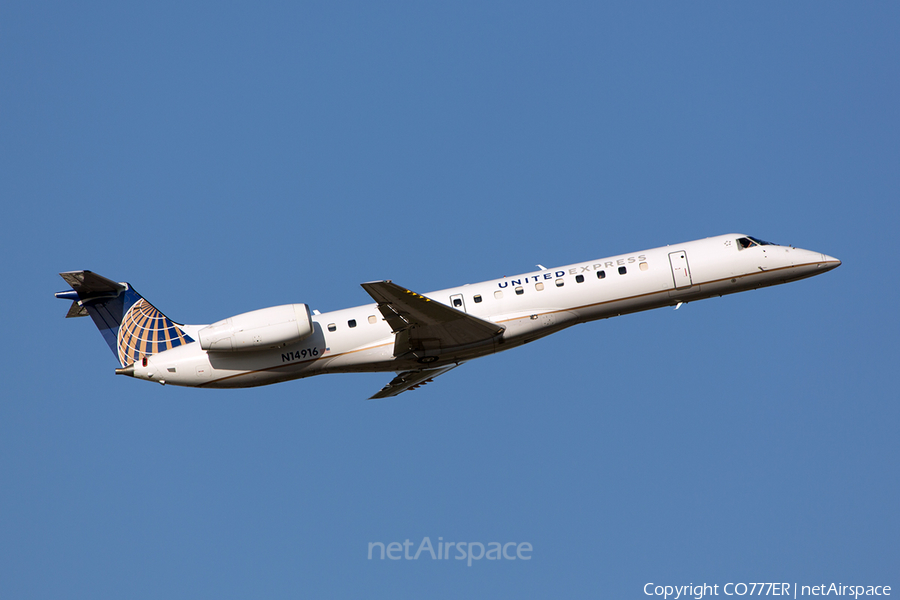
[818,253,841,271]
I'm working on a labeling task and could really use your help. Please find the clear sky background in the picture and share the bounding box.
[2,2,898,598]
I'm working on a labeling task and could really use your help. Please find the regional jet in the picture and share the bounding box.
[56,234,840,398]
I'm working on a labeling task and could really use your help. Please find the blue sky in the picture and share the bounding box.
[2,2,898,598]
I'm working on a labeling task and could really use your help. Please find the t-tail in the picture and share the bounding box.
[56,271,193,368]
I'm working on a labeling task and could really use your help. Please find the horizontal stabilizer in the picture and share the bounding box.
[64,300,89,318]
[59,270,126,297]
[56,271,128,319]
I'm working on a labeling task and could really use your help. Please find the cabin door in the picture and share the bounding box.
[449,293,466,312]
[668,251,693,289]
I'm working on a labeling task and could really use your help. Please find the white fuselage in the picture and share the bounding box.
[131,234,840,388]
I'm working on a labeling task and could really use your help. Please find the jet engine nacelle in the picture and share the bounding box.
[198,304,313,352]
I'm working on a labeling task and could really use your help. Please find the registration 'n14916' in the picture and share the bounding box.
[282,348,319,362]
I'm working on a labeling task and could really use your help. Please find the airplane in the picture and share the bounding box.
[56,234,840,398]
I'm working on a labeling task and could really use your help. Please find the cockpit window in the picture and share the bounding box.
[748,236,775,246]
[737,236,777,249]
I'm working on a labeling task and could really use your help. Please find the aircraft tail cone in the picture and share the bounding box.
[115,364,135,377]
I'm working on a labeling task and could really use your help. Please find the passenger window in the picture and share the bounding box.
[327,323,336,332]
[474,294,482,303]
[535,282,544,291]
[368,315,377,324]
[575,274,584,283]
[597,270,606,279]
[640,262,648,271]
[515,286,524,295]
[348,319,357,328]
[555,278,564,287]
[618,266,627,275]
[494,290,503,299]
[452,298,462,307]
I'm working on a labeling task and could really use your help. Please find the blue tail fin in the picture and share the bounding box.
[56,271,193,367]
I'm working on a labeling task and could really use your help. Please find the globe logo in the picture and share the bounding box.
[117,299,193,366]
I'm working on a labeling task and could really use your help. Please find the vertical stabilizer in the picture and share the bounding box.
[56,271,193,366]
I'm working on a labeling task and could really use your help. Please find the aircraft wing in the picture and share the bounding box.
[360,280,504,357]
[369,364,461,399]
